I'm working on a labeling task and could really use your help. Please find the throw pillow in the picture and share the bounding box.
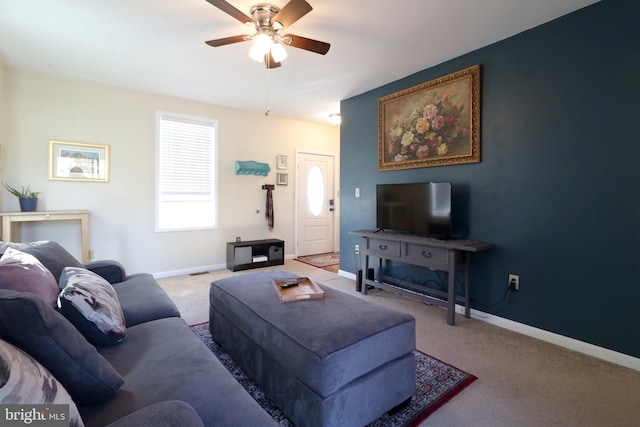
[0,290,124,404]
[18,241,85,282]
[0,247,59,307]
[58,267,127,346]
[0,338,85,427]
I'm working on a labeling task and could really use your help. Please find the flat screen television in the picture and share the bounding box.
[376,182,452,238]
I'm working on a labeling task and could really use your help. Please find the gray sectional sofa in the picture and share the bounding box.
[0,241,277,427]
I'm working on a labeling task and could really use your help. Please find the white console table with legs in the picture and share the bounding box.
[350,230,492,325]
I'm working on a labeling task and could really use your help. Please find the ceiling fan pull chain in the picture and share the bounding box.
[265,59,270,116]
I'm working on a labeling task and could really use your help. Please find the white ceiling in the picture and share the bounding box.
[0,0,599,124]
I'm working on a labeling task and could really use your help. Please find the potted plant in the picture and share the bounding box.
[3,183,40,212]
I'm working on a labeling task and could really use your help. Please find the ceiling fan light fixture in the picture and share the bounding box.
[270,42,288,63]
[249,33,272,62]
[205,0,329,69]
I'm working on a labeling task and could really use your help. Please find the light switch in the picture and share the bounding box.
[355,187,360,198]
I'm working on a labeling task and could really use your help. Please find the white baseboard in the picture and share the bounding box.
[153,254,297,279]
[337,270,639,372]
[153,264,225,279]
[339,270,357,280]
[466,307,640,372]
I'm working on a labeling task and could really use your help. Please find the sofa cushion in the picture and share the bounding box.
[59,267,127,346]
[78,317,278,427]
[0,240,85,282]
[0,247,59,307]
[0,290,124,405]
[0,338,85,427]
[112,274,180,327]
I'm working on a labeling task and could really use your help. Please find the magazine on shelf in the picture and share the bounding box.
[272,277,325,303]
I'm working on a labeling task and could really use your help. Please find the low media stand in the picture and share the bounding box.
[226,239,284,272]
[350,230,492,325]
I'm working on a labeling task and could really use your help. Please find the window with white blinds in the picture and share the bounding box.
[156,112,218,231]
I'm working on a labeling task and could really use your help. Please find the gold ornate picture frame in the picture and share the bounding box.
[49,140,110,182]
[378,64,481,170]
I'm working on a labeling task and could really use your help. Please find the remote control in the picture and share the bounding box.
[280,281,299,289]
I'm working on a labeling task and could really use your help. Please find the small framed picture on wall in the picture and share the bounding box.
[277,173,288,186]
[49,140,110,182]
[277,155,288,169]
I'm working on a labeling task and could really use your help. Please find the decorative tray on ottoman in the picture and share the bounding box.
[272,277,325,303]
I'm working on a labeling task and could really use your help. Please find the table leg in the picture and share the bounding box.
[80,213,90,262]
[447,252,457,326]
[1,217,13,242]
[464,254,471,318]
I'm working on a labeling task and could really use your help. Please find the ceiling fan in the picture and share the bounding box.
[204,0,330,69]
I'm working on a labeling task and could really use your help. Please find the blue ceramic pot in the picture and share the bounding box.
[19,198,38,212]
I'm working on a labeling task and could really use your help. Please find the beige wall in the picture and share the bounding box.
[1,67,340,275]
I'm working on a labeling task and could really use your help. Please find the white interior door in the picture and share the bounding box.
[296,152,335,256]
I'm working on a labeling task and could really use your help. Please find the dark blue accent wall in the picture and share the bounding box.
[339,0,640,358]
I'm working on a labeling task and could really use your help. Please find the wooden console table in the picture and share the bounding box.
[350,230,492,325]
[0,210,90,262]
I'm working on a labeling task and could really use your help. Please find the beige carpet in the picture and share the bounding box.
[157,261,640,426]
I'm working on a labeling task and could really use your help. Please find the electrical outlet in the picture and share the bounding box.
[354,244,360,255]
[509,274,520,291]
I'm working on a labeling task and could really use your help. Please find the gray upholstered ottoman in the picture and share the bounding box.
[209,269,416,427]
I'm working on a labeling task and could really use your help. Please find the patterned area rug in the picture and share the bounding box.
[295,252,340,273]
[191,323,476,426]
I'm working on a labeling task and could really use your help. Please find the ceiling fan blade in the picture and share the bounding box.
[205,35,248,47]
[205,0,252,25]
[264,52,282,69]
[284,34,330,55]
[272,0,312,29]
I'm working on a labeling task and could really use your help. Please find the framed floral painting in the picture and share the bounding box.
[378,64,480,170]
